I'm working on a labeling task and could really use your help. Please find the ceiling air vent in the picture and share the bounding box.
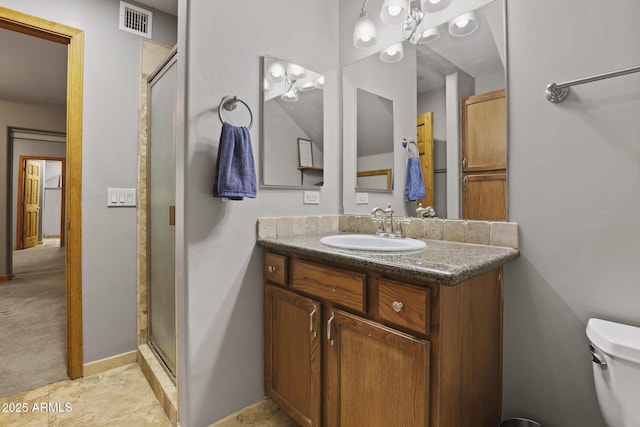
[119,1,153,38]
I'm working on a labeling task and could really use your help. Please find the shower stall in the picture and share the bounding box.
[147,49,177,377]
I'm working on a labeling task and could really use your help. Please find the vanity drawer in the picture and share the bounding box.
[264,252,287,286]
[377,279,430,335]
[291,259,366,313]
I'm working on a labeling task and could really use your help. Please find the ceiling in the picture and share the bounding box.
[0,27,67,107]
[415,3,504,94]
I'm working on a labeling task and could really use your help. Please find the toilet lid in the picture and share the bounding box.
[587,318,640,363]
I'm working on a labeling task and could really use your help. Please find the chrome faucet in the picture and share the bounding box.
[416,203,436,218]
[370,204,409,237]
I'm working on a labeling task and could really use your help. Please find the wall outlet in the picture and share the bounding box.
[107,188,136,207]
[356,192,369,204]
[303,191,320,205]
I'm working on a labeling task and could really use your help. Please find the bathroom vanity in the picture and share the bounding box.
[258,233,519,427]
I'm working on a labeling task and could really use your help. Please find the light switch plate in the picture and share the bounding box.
[356,192,369,204]
[303,191,320,205]
[107,188,137,207]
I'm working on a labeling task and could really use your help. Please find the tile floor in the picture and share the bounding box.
[0,362,300,427]
[0,363,171,427]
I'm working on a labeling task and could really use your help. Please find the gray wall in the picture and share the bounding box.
[182,1,340,425]
[0,0,177,362]
[504,0,640,426]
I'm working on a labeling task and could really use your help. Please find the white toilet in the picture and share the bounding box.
[586,318,640,427]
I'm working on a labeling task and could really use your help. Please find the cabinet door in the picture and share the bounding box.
[462,172,507,221]
[264,285,321,426]
[462,89,506,173]
[325,309,430,427]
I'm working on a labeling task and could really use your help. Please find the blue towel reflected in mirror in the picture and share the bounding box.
[405,157,425,201]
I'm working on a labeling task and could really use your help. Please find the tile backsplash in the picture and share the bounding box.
[257,215,519,249]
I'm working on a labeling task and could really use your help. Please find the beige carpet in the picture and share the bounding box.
[12,241,65,277]
[0,272,68,398]
[0,241,67,398]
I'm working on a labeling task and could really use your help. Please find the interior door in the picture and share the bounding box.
[22,159,41,249]
[417,112,434,207]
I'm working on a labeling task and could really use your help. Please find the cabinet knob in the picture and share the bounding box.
[392,301,404,313]
[267,266,276,273]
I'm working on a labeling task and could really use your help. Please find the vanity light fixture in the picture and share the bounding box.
[376,0,476,45]
[313,76,325,89]
[287,63,306,80]
[266,60,286,82]
[265,58,313,102]
[380,0,407,25]
[448,11,478,37]
[400,0,425,45]
[353,0,378,48]
[281,84,299,102]
[413,26,440,44]
[379,43,405,63]
[421,0,452,13]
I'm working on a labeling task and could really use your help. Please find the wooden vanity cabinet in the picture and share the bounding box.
[264,284,321,427]
[263,251,503,427]
[324,309,430,427]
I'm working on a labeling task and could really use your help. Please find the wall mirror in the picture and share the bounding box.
[340,0,506,219]
[261,55,325,188]
[356,88,394,192]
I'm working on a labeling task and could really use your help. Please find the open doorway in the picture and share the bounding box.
[12,131,67,277]
[0,85,68,400]
[0,7,84,387]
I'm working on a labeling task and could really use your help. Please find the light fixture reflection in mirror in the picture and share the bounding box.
[262,55,325,188]
[356,88,394,192]
[342,0,507,218]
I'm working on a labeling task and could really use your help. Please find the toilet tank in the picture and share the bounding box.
[586,318,640,427]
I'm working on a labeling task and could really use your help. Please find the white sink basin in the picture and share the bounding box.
[320,234,427,252]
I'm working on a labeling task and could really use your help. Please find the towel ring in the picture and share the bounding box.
[218,96,253,129]
[402,138,419,158]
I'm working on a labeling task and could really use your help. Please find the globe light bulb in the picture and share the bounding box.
[388,5,402,16]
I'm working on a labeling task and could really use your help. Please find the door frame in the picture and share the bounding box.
[16,156,66,250]
[1,6,84,379]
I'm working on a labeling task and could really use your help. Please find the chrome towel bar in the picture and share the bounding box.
[546,64,640,103]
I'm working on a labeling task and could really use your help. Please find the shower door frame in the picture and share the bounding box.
[146,49,178,379]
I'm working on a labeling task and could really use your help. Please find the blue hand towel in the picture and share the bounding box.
[213,122,257,200]
[405,157,426,201]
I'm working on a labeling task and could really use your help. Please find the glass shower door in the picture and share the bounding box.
[148,53,177,376]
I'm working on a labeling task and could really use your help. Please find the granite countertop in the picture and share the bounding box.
[257,233,520,286]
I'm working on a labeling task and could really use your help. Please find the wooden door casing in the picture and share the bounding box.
[1,6,85,379]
